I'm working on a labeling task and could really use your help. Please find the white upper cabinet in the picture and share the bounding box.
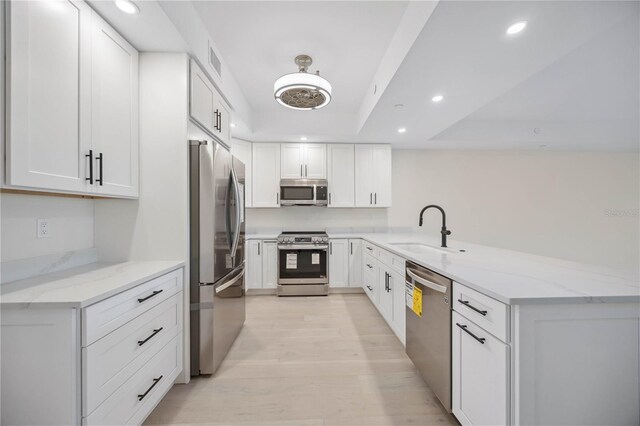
[5,1,139,198]
[252,143,281,207]
[90,13,139,198]
[327,144,355,207]
[280,144,305,179]
[6,0,92,193]
[304,144,327,179]
[189,60,231,146]
[355,144,391,207]
[280,144,326,179]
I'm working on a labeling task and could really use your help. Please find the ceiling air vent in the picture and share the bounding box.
[209,45,222,78]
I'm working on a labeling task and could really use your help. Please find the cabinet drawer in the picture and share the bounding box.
[83,269,182,346]
[84,332,183,426]
[377,249,393,268]
[83,293,183,415]
[391,255,405,274]
[453,283,508,342]
[362,241,378,257]
[363,268,378,304]
[363,253,377,274]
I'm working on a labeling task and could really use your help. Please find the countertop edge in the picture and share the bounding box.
[1,261,185,309]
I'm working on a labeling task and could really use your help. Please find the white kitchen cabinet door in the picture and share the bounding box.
[262,241,278,288]
[231,140,252,208]
[6,0,92,193]
[280,144,304,179]
[378,267,394,323]
[373,145,392,207]
[327,144,355,207]
[354,145,374,207]
[389,269,405,344]
[252,143,281,207]
[91,13,139,198]
[215,98,232,147]
[246,240,263,289]
[303,144,326,179]
[452,311,509,426]
[348,239,363,287]
[189,60,217,136]
[329,239,349,287]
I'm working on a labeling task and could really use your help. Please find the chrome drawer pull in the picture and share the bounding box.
[366,285,373,292]
[137,375,163,401]
[137,327,163,346]
[456,323,485,344]
[366,263,373,269]
[457,299,488,316]
[137,289,163,303]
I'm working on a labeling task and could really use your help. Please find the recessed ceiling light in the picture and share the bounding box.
[300,136,308,141]
[506,21,527,35]
[230,123,236,128]
[394,103,404,108]
[115,0,139,14]
[431,95,444,103]
[397,128,407,134]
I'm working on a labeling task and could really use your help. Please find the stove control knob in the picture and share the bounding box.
[323,237,328,242]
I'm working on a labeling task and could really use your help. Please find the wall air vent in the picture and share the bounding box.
[209,45,222,78]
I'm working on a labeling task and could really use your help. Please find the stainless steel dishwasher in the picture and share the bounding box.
[405,260,453,412]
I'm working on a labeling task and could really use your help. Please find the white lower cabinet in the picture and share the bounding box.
[246,240,263,289]
[348,239,363,287]
[1,268,184,426]
[452,310,508,426]
[262,241,278,289]
[329,239,350,287]
[246,240,278,289]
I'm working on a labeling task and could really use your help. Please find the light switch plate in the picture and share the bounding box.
[37,219,50,238]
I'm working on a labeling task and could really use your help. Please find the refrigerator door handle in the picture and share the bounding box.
[230,167,242,259]
[215,269,245,294]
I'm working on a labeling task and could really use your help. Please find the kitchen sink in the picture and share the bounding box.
[389,242,461,254]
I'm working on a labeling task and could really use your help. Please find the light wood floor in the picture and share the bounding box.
[145,294,458,426]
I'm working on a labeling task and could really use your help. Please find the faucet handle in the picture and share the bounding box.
[442,228,451,235]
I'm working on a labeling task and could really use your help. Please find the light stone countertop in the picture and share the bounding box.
[0,261,185,309]
[247,230,639,305]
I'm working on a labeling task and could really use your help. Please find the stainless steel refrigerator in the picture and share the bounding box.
[189,139,246,376]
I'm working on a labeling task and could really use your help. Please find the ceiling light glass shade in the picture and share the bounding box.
[274,72,332,110]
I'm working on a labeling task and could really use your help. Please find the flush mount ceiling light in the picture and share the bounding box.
[300,136,308,141]
[398,128,407,134]
[506,21,527,35]
[274,55,332,110]
[431,94,444,103]
[115,0,139,14]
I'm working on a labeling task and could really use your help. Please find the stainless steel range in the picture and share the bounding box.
[277,231,329,296]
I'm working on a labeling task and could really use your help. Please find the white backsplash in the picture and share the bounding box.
[246,207,388,233]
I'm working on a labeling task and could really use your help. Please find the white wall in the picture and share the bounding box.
[0,194,94,262]
[389,150,640,270]
[246,208,388,232]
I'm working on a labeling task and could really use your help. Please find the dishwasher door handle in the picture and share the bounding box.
[407,268,447,293]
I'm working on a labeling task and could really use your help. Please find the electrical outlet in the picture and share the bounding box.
[37,219,50,238]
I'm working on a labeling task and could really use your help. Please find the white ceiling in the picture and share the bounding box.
[193,0,410,139]
[359,0,640,150]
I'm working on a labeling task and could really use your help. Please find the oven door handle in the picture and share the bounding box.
[277,244,328,251]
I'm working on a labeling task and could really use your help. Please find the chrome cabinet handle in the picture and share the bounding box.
[370,193,372,204]
[366,246,373,251]
[305,164,308,176]
[330,242,333,255]
[457,299,488,316]
[276,193,279,204]
[366,263,373,269]
[138,327,163,346]
[350,242,353,255]
[137,289,163,303]
[374,193,377,204]
[138,376,163,401]
[456,323,486,344]
[258,242,260,255]
[329,193,332,205]
[300,164,303,176]
[366,285,373,291]
[86,150,94,184]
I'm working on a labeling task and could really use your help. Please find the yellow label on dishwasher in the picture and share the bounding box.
[412,286,422,317]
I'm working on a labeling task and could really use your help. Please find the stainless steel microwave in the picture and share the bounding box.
[279,179,328,206]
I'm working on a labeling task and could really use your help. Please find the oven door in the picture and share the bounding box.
[278,245,328,284]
